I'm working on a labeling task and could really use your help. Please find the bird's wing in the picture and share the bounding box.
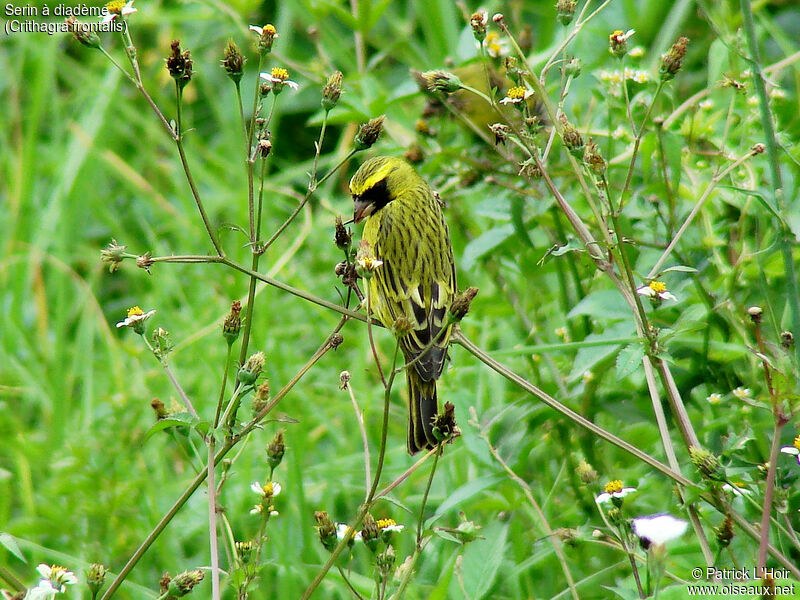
[371,188,456,382]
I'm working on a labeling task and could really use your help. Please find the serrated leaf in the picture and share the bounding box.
[616,342,644,380]
[461,224,514,271]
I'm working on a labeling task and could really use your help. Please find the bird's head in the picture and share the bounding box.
[350,156,420,224]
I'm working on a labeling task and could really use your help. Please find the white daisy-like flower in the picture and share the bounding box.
[706,392,723,405]
[612,29,636,43]
[377,518,404,534]
[259,68,299,91]
[101,0,136,24]
[35,564,78,593]
[699,99,714,110]
[595,480,637,504]
[25,583,58,600]
[732,387,751,400]
[636,281,677,302]
[116,306,156,328]
[499,86,534,105]
[336,523,363,542]
[355,254,383,272]
[250,481,281,497]
[483,31,510,58]
[249,24,277,37]
[632,514,688,546]
[780,435,800,465]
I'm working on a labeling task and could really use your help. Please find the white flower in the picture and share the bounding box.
[33,564,78,594]
[699,99,714,110]
[101,0,137,24]
[259,70,299,91]
[250,481,281,497]
[596,480,636,504]
[780,435,800,465]
[483,31,509,58]
[336,523,362,542]
[706,393,723,405]
[499,86,534,105]
[25,583,58,600]
[377,518,404,534]
[116,306,156,328]
[732,387,751,400]
[636,281,677,302]
[632,514,688,546]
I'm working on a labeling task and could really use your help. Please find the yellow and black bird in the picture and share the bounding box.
[350,156,456,454]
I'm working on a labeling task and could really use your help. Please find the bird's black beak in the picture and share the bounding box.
[353,198,375,224]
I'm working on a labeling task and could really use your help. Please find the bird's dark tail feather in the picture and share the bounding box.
[406,369,438,454]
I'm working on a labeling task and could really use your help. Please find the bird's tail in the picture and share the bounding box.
[406,369,438,454]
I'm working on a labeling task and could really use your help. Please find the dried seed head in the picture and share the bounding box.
[747,306,763,324]
[66,16,101,49]
[166,40,193,89]
[560,114,585,158]
[576,460,598,484]
[334,215,351,251]
[660,36,689,82]
[354,116,386,151]
[781,331,794,350]
[266,428,285,469]
[223,300,243,344]
[556,0,577,26]
[322,70,343,111]
[221,39,246,83]
[448,287,479,323]
[470,11,488,42]
[715,513,734,548]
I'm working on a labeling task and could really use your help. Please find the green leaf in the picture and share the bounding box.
[429,474,504,525]
[510,196,534,248]
[0,533,25,562]
[538,237,584,265]
[616,342,644,380]
[718,184,786,226]
[425,552,458,600]
[143,411,198,442]
[462,224,514,271]
[662,130,684,197]
[706,38,728,90]
[567,289,631,321]
[453,521,509,600]
[569,322,635,379]
[658,264,698,275]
